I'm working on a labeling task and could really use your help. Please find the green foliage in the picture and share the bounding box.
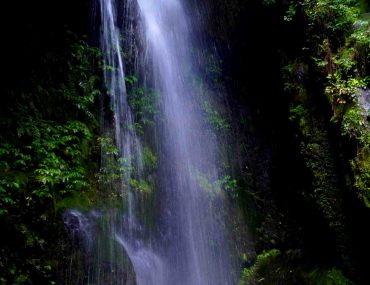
[219,175,238,198]
[306,0,370,206]
[193,169,238,198]
[239,249,281,284]
[308,268,355,285]
[0,120,94,216]
[299,0,359,35]
[0,33,100,284]
[278,5,370,283]
[129,178,152,194]
[56,190,94,212]
[125,75,159,133]
[262,0,276,6]
[350,150,370,206]
[95,136,157,203]
[287,92,351,262]
[142,146,158,172]
[289,104,306,121]
[342,106,369,144]
[351,19,370,44]
[326,14,370,207]
[239,249,353,285]
[285,57,354,266]
[284,0,370,211]
[99,136,119,156]
[201,51,223,86]
[203,101,230,131]
[326,76,367,108]
[284,4,297,22]
[96,136,127,192]
[124,75,138,85]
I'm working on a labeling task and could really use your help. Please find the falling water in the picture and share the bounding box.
[133,0,235,284]
[64,0,238,284]
[98,0,166,284]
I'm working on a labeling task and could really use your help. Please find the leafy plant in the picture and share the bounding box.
[125,75,159,132]
[142,146,158,172]
[0,33,100,284]
[239,249,353,285]
[203,101,230,131]
[129,178,152,194]
[239,249,281,285]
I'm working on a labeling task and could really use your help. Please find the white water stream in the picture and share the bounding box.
[64,1,237,284]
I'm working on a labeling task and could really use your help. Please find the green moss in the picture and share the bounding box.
[142,146,158,171]
[129,178,152,194]
[293,0,359,35]
[203,101,230,131]
[56,190,95,212]
[239,249,354,285]
[239,249,281,285]
[301,0,370,208]
[307,267,355,285]
[125,76,159,131]
[351,150,370,206]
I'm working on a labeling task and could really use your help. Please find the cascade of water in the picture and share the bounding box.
[133,0,235,284]
[64,1,238,284]
[99,1,165,284]
[99,0,142,183]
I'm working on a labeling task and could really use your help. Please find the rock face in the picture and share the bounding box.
[63,210,93,250]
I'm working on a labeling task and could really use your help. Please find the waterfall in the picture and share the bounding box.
[64,0,238,284]
[133,0,234,284]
